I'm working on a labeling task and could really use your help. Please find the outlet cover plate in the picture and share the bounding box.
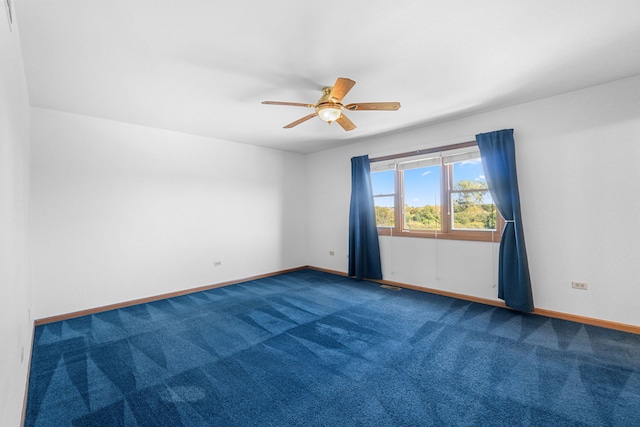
[572,281,588,290]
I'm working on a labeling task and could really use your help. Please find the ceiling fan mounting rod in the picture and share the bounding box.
[318,86,337,104]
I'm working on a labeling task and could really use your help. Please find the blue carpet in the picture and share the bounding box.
[25,269,640,426]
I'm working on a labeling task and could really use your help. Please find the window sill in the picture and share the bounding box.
[377,228,501,242]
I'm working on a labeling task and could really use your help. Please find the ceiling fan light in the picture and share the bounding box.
[317,105,343,122]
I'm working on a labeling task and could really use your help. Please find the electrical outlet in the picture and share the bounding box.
[572,281,588,290]
[329,251,335,256]
[213,261,222,267]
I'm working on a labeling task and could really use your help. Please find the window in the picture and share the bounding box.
[371,142,502,242]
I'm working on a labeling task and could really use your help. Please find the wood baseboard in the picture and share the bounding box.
[34,266,308,326]
[307,266,640,335]
[34,265,639,335]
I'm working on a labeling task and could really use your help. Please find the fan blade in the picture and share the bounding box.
[345,102,401,111]
[329,77,356,102]
[262,101,315,108]
[283,113,318,129]
[335,114,356,131]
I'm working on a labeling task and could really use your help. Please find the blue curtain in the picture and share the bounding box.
[348,155,383,280]
[476,129,534,312]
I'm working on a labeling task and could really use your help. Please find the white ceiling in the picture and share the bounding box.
[15,0,640,154]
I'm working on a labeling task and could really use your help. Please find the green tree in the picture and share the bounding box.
[484,205,497,229]
[375,206,394,227]
[404,204,440,230]
[452,180,496,230]
[453,180,486,206]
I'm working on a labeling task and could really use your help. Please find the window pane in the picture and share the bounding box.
[372,170,395,227]
[374,196,395,227]
[453,158,488,189]
[371,170,394,197]
[451,190,497,230]
[403,166,441,230]
[452,158,497,230]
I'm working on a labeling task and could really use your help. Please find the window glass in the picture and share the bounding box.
[452,158,487,189]
[403,165,440,230]
[451,191,497,230]
[369,142,502,242]
[451,158,496,230]
[371,170,395,227]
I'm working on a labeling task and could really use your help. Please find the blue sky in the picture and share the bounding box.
[372,159,487,208]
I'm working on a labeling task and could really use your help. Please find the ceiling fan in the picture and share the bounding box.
[262,77,401,131]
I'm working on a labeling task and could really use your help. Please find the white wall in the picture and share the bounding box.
[30,108,307,319]
[307,76,640,326]
[0,16,33,427]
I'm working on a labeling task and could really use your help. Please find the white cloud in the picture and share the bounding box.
[421,170,432,176]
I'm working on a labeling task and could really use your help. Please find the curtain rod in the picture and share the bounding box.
[369,141,476,163]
